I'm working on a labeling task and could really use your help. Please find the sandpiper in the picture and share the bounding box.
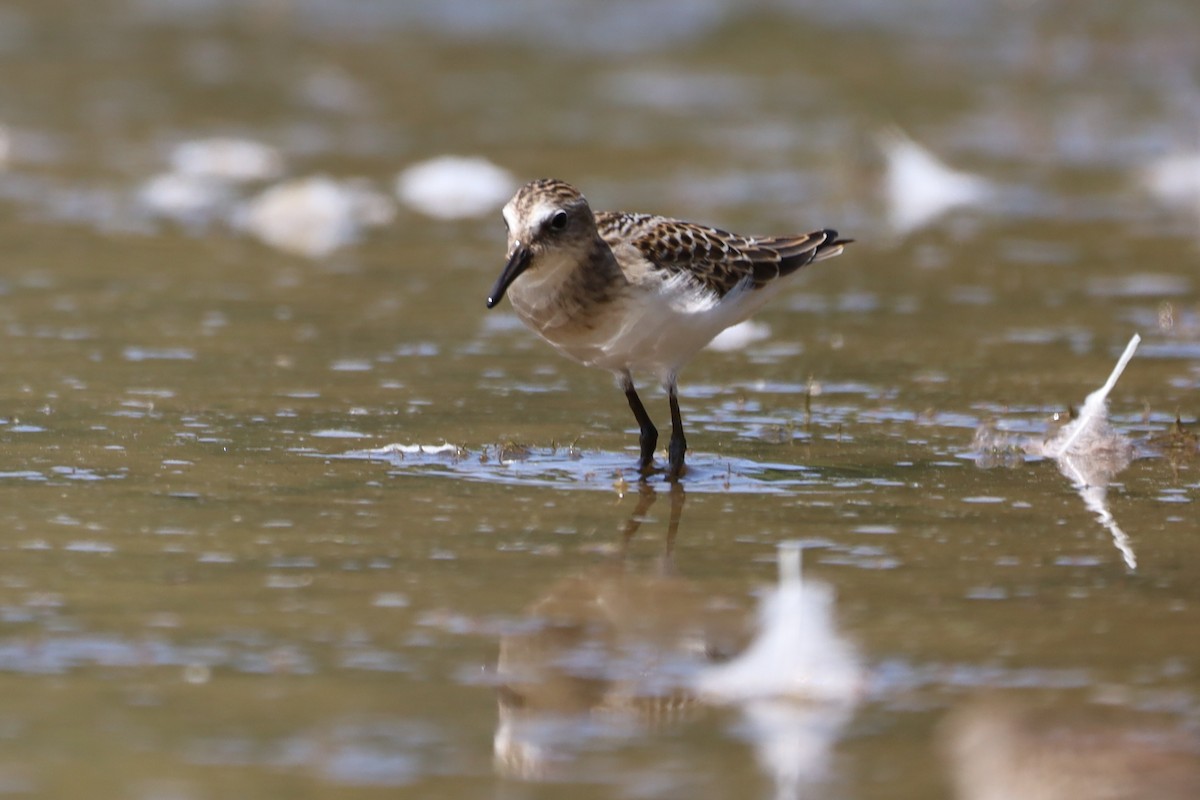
[486,178,850,480]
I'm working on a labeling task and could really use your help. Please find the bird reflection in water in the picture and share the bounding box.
[493,483,745,778]
[494,483,864,799]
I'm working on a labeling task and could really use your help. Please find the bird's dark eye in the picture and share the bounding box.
[549,210,568,231]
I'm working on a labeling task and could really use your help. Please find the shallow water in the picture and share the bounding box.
[2,1,1200,797]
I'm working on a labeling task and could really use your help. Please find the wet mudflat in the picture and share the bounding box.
[1,1,1200,798]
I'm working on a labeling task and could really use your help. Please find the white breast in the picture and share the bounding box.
[527,269,781,385]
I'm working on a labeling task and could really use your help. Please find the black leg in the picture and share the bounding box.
[621,373,658,474]
[667,379,687,480]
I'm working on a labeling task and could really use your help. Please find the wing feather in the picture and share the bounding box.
[597,211,848,298]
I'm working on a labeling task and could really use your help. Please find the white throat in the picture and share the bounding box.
[509,246,578,307]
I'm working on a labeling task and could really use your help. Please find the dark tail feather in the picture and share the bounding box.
[774,229,851,280]
[811,229,852,262]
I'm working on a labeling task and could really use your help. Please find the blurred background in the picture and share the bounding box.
[0,1,1199,798]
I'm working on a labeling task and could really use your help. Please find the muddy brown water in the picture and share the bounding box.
[1,1,1199,798]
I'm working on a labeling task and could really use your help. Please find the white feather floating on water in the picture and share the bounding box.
[880,126,992,235]
[1040,333,1140,458]
[1028,333,1142,571]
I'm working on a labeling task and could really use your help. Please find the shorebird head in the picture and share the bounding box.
[487,179,596,308]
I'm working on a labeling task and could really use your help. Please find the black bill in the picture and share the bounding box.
[486,244,532,309]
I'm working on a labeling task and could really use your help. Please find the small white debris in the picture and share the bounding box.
[368,442,458,456]
[265,574,312,589]
[396,155,516,220]
[235,175,395,258]
[372,592,409,608]
[880,126,992,234]
[183,663,211,684]
[707,320,771,352]
[64,540,116,554]
[310,429,370,439]
[1140,152,1200,211]
[122,346,196,361]
[136,171,232,226]
[169,137,284,183]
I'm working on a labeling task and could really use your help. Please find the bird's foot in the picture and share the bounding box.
[666,437,687,481]
[637,458,661,479]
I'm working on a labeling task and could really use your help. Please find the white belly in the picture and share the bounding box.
[517,272,781,384]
